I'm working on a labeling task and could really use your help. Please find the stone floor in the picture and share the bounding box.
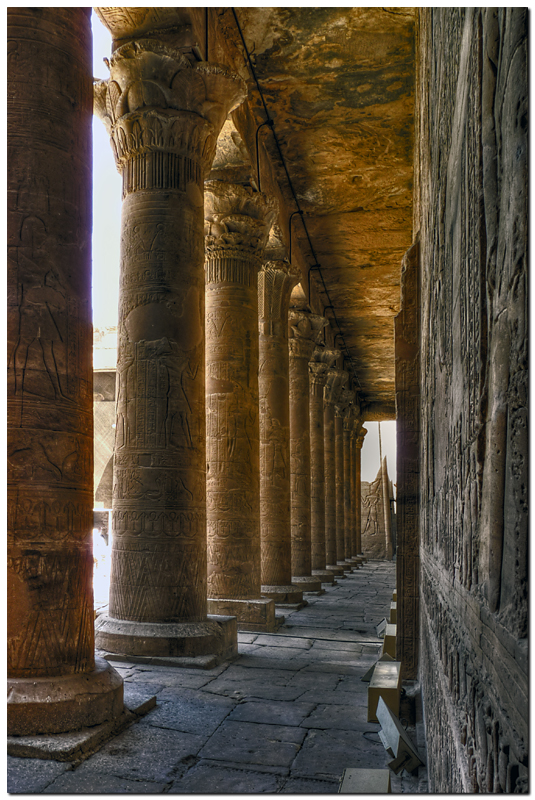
[8,561,427,794]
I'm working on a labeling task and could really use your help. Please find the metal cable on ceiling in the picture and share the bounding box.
[230,7,362,390]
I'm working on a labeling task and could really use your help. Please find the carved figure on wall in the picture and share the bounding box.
[362,476,381,536]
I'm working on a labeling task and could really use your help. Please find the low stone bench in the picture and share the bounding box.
[367,660,401,722]
[376,696,424,774]
[389,601,397,624]
[382,623,397,658]
[339,767,391,793]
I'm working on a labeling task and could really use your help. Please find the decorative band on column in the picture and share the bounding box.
[205,255,262,285]
[122,152,202,197]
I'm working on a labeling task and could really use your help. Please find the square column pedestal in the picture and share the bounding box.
[207,599,282,633]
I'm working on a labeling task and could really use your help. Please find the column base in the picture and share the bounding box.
[346,557,360,567]
[7,657,123,736]
[207,598,282,633]
[292,576,325,594]
[312,569,337,585]
[261,584,307,608]
[95,614,237,663]
[337,561,354,573]
[326,564,346,577]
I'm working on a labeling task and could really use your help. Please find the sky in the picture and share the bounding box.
[92,13,121,331]
[90,12,397,482]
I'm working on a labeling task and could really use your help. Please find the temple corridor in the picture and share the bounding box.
[9,562,428,793]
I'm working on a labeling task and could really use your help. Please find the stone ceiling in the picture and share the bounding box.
[95,7,416,419]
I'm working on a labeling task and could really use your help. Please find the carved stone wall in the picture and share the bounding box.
[395,240,420,679]
[416,8,528,792]
[360,462,393,561]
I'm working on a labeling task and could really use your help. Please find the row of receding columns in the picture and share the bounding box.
[7,12,367,736]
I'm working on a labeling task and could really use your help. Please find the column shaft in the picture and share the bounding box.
[7,8,122,735]
[343,415,353,560]
[288,311,325,593]
[205,181,279,631]
[310,352,338,584]
[94,40,244,659]
[334,408,346,565]
[259,261,304,606]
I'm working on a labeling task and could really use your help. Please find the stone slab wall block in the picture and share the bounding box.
[7,7,123,735]
[93,34,246,657]
[416,8,528,792]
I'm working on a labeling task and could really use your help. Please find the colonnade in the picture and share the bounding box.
[7,10,366,736]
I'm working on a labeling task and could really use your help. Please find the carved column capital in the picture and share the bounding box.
[308,360,330,397]
[94,39,246,186]
[259,259,301,338]
[325,367,348,406]
[313,347,340,368]
[288,309,327,360]
[204,182,277,275]
[356,426,368,450]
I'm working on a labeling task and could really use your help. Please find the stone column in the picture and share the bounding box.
[355,427,367,556]
[7,8,123,735]
[343,401,355,563]
[204,181,280,632]
[309,348,339,584]
[288,310,326,593]
[93,39,245,660]
[349,416,359,562]
[258,260,306,607]
[334,388,351,569]
[323,368,346,577]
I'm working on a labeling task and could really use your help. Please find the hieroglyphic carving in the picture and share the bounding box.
[417,9,527,789]
[258,260,301,591]
[361,459,394,560]
[204,182,277,605]
[95,38,245,629]
[7,8,95,681]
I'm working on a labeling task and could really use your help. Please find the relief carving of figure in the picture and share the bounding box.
[362,476,381,536]
[10,219,68,400]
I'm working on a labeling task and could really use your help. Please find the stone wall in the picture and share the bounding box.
[360,460,394,560]
[416,9,528,792]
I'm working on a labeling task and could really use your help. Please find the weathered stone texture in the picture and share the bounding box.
[7,7,124,735]
[416,8,528,792]
[395,240,420,679]
[94,37,245,649]
[258,260,302,600]
[360,462,393,561]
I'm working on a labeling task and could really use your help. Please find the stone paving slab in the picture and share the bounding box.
[291,728,386,780]
[197,720,306,769]
[280,776,340,793]
[168,763,283,793]
[7,756,70,794]
[228,699,316,726]
[138,688,236,736]
[61,724,206,784]
[43,772,169,793]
